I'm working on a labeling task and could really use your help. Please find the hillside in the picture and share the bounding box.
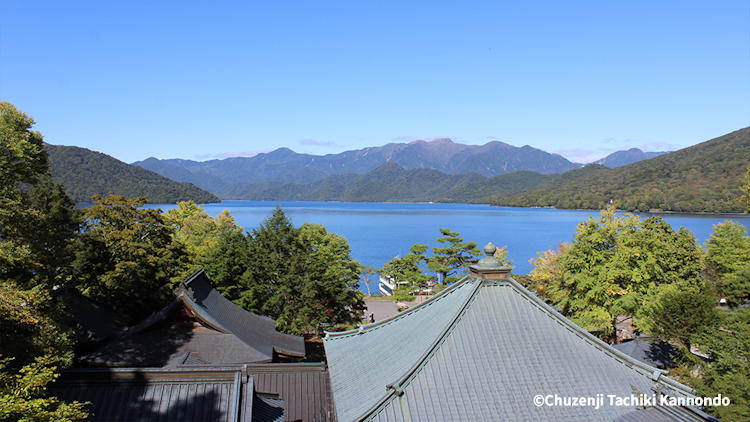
[46,144,220,204]
[593,148,668,168]
[493,127,750,213]
[134,138,578,197]
[220,162,555,203]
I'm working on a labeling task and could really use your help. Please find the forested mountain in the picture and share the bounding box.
[493,127,750,213]
[221,162,555,203]
[133,138,579,196]
[45,144,220,203]
[593,148,668,168]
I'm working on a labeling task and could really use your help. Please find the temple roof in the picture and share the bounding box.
[324,272,696,421]
[81,269,305,366]
[49,367,281,422]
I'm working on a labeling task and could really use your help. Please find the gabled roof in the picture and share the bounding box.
[176,269,306,359]
[324,275,696,421]
[81,269,305,366]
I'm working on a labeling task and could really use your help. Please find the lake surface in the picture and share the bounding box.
[148,201,750,293]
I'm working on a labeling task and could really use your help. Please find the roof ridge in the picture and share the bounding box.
[355,277,484,421]
[324,276,473,339]
[354,277,694,421]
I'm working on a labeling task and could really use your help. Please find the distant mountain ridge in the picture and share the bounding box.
[134,138,579,198]
[46,144,220,204]
[219,162,556,203]
[593,148,668,168]
[493,127,750,213]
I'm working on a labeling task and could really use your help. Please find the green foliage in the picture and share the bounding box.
[45,143,219,204]
[0,102,86,419]
[640,285,717,351]
[0,356,88,422]
[223,163,555,203]
[529,207,705,339]
[73,195,186,322]
[494,127,750,213]
[165,201,242,280]
[211,207,365,335]
[723,263,750,308]
[706,221,750,277]
[381,244,432,288]
[427,228,481,284]
[705,221,750,307]
[742,165,750,213]
[685,308,750,421]
[0,282,74,370]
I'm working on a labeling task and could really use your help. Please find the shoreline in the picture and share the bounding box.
[209,199,750,218]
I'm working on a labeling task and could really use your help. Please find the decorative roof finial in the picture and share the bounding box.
[469,242,511,280]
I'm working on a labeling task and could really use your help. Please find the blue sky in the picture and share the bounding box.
[1,1,748,163]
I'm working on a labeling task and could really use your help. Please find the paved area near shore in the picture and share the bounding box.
[363,300,399,322]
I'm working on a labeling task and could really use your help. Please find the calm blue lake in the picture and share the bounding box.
[149,201,750,292]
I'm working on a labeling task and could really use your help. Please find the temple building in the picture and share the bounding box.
[323,243,714,422]
[52,270,336,422]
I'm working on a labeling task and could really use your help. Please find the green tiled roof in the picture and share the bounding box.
[324,276,696,421]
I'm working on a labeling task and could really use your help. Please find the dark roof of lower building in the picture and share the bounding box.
[178,270,305,359]
[324,274,698,421]
[613,337,678,369]
[244,363,337,422]
[79,269,305,366]
[49,367,258,421]
[51,364,336,422]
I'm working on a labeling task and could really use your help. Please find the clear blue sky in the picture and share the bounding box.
[1,1,748,163]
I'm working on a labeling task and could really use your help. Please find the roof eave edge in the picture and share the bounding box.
[324,275,474,339]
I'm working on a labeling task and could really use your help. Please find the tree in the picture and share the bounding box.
[165,201,242,280]
[233,207,364,334]
[530,207,705,340]
[1,103,80,290]
[73,195,186,322]
[426,229,481,284]
[722,263,750,307]
[640,285,717,351]
[706,221,750,279]
[381,244,431,287]
[0,102,87,419]
[204,228,251,300]
[528,243,570,302]
[686,308,750,421]
[0,356,88,422]
[742,165,750,213]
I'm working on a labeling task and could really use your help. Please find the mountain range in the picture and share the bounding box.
[130,128,747,213]
[45,144,219,204]
[133,139,580,197]
[135,139,666,199]
[493,127,750,213]
[45,128,746,213]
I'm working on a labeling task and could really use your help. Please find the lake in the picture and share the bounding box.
[148,201,750,293]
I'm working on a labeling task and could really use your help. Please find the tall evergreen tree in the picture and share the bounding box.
[230,207,364,334]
